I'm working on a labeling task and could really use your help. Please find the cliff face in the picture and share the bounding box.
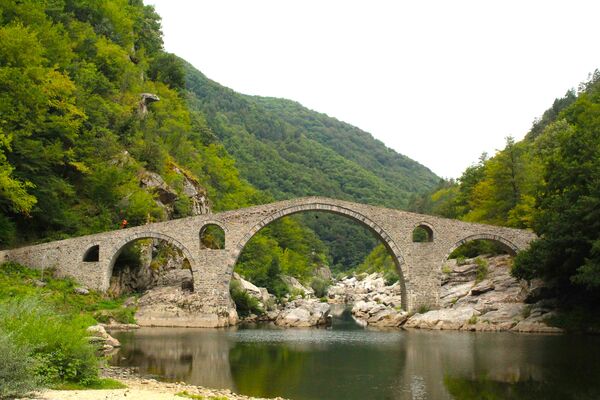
[139,164,211,219]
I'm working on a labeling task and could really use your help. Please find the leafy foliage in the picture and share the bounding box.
[355,244,399,285]
[230,280,263,317]
[0,330,39,399]
[0,298,98,387]
[0,0,264,247]
[513,72,600,300]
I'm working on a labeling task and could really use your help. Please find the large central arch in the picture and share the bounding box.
[228,201,409,310]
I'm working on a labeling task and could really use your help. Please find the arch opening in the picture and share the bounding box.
[230,204,408,315]
[412,224,434,242]
[108,234,194,297]
[83,244,99,262]
[200,224,225,250]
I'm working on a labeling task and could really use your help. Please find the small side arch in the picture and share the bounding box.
[442,233,520,262]
[199,221,227,250]
[83,244,100,262]
[412,222,435,242]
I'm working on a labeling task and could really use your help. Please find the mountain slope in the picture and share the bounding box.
[184,64,439,209]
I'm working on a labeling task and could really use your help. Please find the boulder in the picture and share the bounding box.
[87,325,121,350]
[404,307,479,330]
[74,287,89,295]
[274,300,330,327]
[281,275,314,297]
[351,300,407,327]
[135,286,237,328]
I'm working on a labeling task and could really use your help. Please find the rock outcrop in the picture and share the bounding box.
[274,299,331,327]
[351,300,409,327]
[87,325,121,354]
[139,165,210,219]
[404,255,562,333]
[135,286,238,328]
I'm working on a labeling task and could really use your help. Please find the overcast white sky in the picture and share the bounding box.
[146,0,599,178]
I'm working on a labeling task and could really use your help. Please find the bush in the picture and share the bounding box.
[417,304,431,314]
[0,331,40,399]
[310,277,331,298]
[383,270,399,285]
[0,298,99,386]
[475,257,489,283]
[93,307,136,324]
[230,280,263,317]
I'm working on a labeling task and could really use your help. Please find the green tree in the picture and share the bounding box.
[513,74,600,297]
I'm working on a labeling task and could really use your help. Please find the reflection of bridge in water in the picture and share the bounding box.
[0,196,535,314]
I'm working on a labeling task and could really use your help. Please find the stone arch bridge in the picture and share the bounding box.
[0,197,535,315]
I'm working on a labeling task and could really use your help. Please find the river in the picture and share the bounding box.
[110,308,600,400]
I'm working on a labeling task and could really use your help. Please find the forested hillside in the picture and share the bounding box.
[0,0,272,248]
[184,64,438,207]
[184,63,439,278]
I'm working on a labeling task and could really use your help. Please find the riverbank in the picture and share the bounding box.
[37,366,287,400]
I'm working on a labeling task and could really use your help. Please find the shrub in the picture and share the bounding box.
[93,307,136,324]
[0,298,99,386]
[230,280,263,317]
[468,315,478,325]
[0,331,40,399]
[475,257,489,283]
[383,270,399,285]
[417,304,431,314]
[442,264,453,274]
[355,272,368,281]
[310,277,330,298]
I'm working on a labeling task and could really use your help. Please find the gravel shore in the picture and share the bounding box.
[36,366,287,400]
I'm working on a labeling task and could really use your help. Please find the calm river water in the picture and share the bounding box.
[111,308,600,400]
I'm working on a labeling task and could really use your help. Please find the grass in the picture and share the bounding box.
[468,315,478,325]
[53,378,127,390]
[417,304,431,314]
[0,262,136,324]
[442,264,453,274]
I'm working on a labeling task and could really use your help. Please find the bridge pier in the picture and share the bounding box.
[194,250,236,309]
[403,243,443,312]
